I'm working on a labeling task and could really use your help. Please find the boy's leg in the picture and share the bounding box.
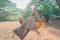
[28,17,35,31]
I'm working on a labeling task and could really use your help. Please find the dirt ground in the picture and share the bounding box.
[0,21,60,40]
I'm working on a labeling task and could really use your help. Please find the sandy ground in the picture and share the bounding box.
[0,21,60,40]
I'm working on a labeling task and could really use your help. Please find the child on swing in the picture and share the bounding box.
[32,7,50,30]
[19,7,50,30]
[13,7,50,40]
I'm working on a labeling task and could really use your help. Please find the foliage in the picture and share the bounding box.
[23,0,60,19]
[0,0,60,21]
[0,0,23,21]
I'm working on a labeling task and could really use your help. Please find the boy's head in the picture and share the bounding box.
[43,14,50,23]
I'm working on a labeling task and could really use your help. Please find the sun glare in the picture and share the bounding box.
[10,0,30,9]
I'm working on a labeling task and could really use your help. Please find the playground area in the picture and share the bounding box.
[0,19,60,40]
[0,0,60,40]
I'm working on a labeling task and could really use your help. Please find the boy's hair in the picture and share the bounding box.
[43,14,50,23]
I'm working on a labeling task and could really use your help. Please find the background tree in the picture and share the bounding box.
[0,0,23,21]
[23,0,60,19]
[0,0,60,21]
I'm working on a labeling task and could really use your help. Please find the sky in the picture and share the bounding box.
[10,0,30,9]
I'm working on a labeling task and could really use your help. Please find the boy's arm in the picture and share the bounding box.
[32,7,41,22]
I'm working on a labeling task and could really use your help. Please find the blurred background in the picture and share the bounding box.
[0,0,60,21]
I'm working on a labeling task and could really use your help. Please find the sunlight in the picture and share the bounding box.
[10,0,30,9]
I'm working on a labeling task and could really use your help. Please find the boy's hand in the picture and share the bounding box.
[32,7,37,14]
